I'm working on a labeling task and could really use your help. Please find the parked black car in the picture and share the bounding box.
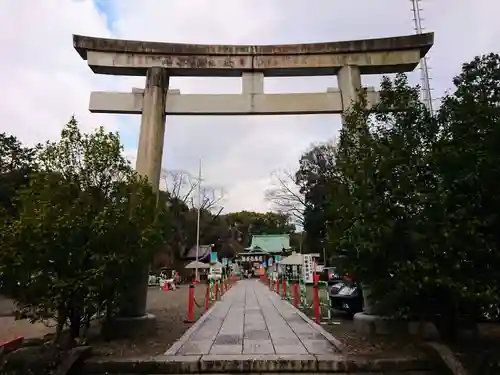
[329,280,363,316]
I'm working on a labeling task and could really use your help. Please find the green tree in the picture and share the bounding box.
[0,117,168,343]
[318,57,500,337]
[296,142,338,254]
[0,133,38,217]
[432,53,500,330]
[335,75,441,317]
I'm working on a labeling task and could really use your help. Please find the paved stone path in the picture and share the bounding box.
[165,279,341,357]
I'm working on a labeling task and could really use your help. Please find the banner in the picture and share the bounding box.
[222,258,227,266]
[210,252,218,263]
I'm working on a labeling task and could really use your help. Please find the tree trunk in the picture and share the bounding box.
[361,284,386,315]
[69,312,81,342]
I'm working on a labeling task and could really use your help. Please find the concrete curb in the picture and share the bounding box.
[423,342,469,375]
[1,345,92,375]
[79,353,436,374]
[54,346,92,375]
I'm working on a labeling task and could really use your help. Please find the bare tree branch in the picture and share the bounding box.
[161,168,225,212]
[200,185,225,211]
[160,169,196,203]
[265,169,305,225]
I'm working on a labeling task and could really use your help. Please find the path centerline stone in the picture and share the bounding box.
[165,279,340,357]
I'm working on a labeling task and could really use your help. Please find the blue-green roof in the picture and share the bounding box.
[245,234,291,254]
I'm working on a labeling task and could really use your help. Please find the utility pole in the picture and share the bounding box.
[195,158,202,282]
[410,0,433,112]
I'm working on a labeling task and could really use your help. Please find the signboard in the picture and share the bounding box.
[275,255,281,263]
[241,255,263,263]
[210,252,218,263]
[228,259,232,265]
[267,257,273,267]
[222,258,227,266]
[302,254,313,283]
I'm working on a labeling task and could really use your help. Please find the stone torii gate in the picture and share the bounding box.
[74,32,433,193]
[73,32,433,332]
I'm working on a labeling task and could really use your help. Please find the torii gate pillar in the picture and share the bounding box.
[136,67,169,190]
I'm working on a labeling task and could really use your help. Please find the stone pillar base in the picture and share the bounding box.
[353,312,439,340]
[101,313,156,340]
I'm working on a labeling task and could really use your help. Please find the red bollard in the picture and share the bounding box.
[205,283,210,312]
[276,279,280,295]
[283,279,287,297]
[215,280,219,300]
[221,279,225,296]
[184,284,195,323]
[293,282,299,308]
[313,284,320,324]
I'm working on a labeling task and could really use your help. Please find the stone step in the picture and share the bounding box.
[78,355,440,374]
[79,371,444,375]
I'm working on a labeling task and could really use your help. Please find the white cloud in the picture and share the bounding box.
[1,0,499,213]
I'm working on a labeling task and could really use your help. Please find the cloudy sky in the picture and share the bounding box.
[1,0,499,213]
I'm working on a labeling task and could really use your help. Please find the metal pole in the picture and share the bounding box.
[411,0,433,112]
[299,231,303,253]
[195,158,202,282]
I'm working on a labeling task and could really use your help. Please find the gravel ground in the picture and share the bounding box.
[289,284,427,357]
[0,294,16,317]
[0,283,213,357]
[0,295,55,342]
[91,283,211,358]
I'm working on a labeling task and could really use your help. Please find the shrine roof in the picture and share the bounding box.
[245,234,291,254]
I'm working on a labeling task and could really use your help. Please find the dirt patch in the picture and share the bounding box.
[0,317,54,343]
[320,316,427,357]
[0,295,16,317]
[1,283,212,358]
[90,284,210,358]
[286,284,427,357]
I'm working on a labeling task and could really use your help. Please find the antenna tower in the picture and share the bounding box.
[410,0,433,112]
